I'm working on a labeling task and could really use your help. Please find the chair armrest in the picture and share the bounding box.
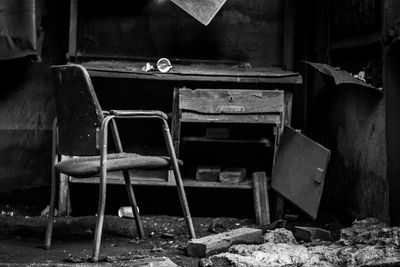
[110,110,168,120]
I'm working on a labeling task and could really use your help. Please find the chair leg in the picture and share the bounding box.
[122,170,145,239]
[92,169,107,261]
[110,119,144,239]
[44,165,58,249]
[162,120,196,239]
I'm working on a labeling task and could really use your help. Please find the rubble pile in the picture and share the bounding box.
[201,219,400,267]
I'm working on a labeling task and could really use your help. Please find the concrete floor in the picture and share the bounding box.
[0,213,253,266]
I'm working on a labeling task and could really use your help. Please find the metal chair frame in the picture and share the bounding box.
[44,65,195,262]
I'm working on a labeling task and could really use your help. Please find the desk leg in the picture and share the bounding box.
[252,172,271,225]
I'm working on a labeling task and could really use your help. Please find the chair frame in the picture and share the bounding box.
[44,65,196,262]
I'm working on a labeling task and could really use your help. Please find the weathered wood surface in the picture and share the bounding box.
[69,175,253,189]
[179,89,284,114]
[181,113,281,124]
[252,172,271,225]
[186,227,263,258]
[82,61,302,84]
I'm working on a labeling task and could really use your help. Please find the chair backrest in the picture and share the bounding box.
[52,64,104,156]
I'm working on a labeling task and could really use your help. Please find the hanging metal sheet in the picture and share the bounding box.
[169,0,227,26]
[272,126,330,219]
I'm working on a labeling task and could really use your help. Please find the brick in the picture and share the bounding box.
[196,165,221,182]
[219,168,247,184]
[186,227,263,258]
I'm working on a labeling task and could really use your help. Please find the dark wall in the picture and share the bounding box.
[297,0,389,223]
[0,0,69,193]
[384,0,400,225]
[325,86,387,223]
[77,0,285,67]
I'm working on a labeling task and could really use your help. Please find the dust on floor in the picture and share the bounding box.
[0,213,252,266]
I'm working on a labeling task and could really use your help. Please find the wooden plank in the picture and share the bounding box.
[82,60,300,78]
[186,227,263,258]
[252,172,271,225]
[183,136,272,147]
[67,0,78,60]
[284,90,293,125]
[171,88,181,157]
[181,113,281,124]
[70,176,253,189]
[179,89,284,114]
[86,68,302,84]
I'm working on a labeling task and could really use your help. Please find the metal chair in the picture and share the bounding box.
[44,64,196,261]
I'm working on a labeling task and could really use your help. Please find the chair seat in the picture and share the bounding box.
[55,153,182,178]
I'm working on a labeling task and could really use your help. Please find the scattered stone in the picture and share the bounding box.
[262,219,287,232]
[186,227,263,258]
[263,228,297,244]
[339,218,400,247]
[198,257,214,267]
[150,246,164,252]
[208,242,400,267]
[64,255,88,263]
[204,219,400,267]
[124,257,178,267]
[208,218,228,234]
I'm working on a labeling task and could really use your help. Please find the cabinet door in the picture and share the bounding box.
[272,125,330,219]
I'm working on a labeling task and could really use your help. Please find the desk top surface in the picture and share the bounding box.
[79,60,302,85]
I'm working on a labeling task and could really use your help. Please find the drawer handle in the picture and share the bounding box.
[216,105,245,113]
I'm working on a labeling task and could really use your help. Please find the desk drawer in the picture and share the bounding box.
[179,89,284,114]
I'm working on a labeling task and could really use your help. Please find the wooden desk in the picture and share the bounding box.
[61,60,301,216]
[69,60,301,186]
[80,60,302,85]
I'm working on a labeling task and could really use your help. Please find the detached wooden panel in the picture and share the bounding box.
[179,89,284,114]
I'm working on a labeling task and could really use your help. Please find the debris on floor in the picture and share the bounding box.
[186,227,263,258]
[203,218,400,267]
[294,226,331,242]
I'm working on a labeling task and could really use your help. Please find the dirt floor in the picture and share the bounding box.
[0,212,253,266]
[0,186,345,266]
